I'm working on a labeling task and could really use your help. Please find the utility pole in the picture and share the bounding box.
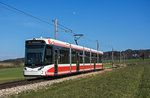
[112,47,114,67]
[123,52,125,65]
[97,40,99,51]
[119,51,121,66]
[55,19,57,40]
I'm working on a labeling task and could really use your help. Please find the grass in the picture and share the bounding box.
[0,62,24,68]
[10,59,150,98]
[103,64,112,68]
[0,63,16,68]
[0,67,32,84]
[0,62,13,66]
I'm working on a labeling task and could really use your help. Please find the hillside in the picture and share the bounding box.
[0,58,24,63]
[0,58,24,67]
[103,49,150,60]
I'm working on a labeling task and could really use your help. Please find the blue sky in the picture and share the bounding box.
[0,0,150,60]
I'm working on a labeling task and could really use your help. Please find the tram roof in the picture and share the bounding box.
[26,37,103,54]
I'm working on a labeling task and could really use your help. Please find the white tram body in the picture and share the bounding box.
[24,37,103,77]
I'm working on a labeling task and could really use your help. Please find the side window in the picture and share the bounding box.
[44,46,52,64]
[59,49,69,64]
[85,52,90,63]
[91,53,94,63]
[46,49,51,56]
[91,53,97,63]
[97,53,99,63]
[72,49,76,63]
[99,54,102,63]
[79,51,83,63]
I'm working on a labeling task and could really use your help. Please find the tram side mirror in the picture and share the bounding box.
[46,49,51,56]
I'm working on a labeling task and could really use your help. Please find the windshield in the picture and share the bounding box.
[25,45,45,65]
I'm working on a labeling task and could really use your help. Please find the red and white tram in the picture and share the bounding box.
[24,37,103,77]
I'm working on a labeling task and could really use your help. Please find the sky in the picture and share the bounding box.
[0,0,150,60]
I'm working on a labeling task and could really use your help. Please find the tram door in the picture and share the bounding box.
[76,52,80,72]
[54,49,58,75]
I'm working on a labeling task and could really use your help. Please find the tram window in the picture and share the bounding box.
[46,49,51,56]
[85,52,90,63]
[79,51,83,63]
[99,54,102,63]
[95,53,97,63]
[91,53,94,63]
[97,53,99,63]
[44,46,52,65]
[72,50,76,63]
[59,49,69,64]
[91,53,97,63]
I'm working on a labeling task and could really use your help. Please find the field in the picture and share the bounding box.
[0,67,32,84]
[0,63,16,68]
[102,64,112,68]
[0,62,24,68]
[0,62,27,84]
[10,59,150,98]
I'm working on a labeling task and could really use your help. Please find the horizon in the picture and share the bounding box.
[0,0,150,60]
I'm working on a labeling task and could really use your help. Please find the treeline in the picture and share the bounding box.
[103,49,150,60]
[0,58,24,67]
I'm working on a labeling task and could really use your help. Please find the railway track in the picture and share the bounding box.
[0,78,46,90]
[0,74,83,90]
[0,73,79,90]
[0,75,71,90]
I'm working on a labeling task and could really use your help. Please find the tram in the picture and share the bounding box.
[24,37,103,77]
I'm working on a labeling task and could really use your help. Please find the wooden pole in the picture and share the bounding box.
[112,47,114,67]
[123,52,125,65]
[97,40,99,51]
[55,19,57,40]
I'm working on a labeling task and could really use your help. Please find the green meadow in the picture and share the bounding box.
[10,59,150,98]
[0,67,30,84]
